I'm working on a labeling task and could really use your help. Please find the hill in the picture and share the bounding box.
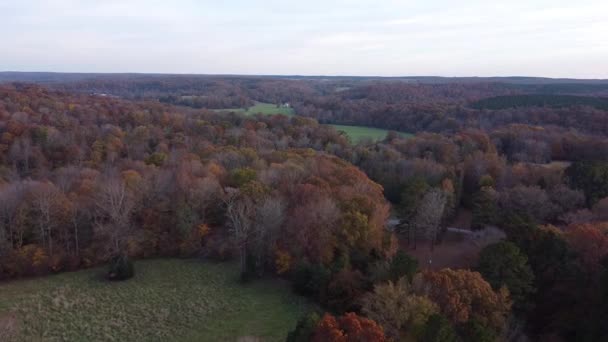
[471,94,608,110]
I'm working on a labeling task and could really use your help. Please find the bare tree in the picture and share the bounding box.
[53,166,80,193]
[9,136,32,174]
[189,176,221,223]
[224,188,254,277]
[95,175,135,257]
[413,188,447,253]
[32,182,61,256]
[0,183,26,252]
[67,197,91,257]
[253,196,286,275]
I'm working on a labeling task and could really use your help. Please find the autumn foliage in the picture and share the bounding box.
[413,269,512,332]
[0,85,391,281]
[312,313,386,342]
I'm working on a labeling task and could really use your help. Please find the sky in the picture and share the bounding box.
[1,0,607,78]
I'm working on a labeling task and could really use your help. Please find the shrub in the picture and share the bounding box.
[107,254,135,281]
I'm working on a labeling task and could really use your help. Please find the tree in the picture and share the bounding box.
[460,319,496,342]
[398,178,429,246]
[230,167,257,187]
[566,161,608,206]
[389,250,418,282]
[323,268,366,313]
[421,314,458,342]
[579,257,608,341]
[412,188,446,251]
[94,174,136,258]
[8,136,32,175]
[565,223,608,273]
[224,188,254,279]
[477,241,535,311]
[413,269,512,332]
[471,186,498,229]
[292,262,331,297]
[499,185,556,223]
[31,182,63,256]
[399,177,429,222]
[312,312,386,342]
[510,224,584,338]
[252,196,285,275]
[593,197,608,221]
[0,182,26,251]
[548,184,585,215]
[287,193,340,265]
[361,277,438,338]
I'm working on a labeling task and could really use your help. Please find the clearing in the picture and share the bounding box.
[330,124,413,143]
[214,103,411,143]
[214,102,295,116]
[0,259,312,342]
[398,209,506,270]
[401,226,506,271]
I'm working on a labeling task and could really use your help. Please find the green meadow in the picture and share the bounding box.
[329,124,413,143]
[214,101,295,116]
[0,259,312,342]
[214,103,412,143]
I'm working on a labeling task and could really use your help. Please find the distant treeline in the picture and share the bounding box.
[4,73,608,135]
[472,94,608,110]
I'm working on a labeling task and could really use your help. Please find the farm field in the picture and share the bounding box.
[0,259,312,342]
[214,101,295,116]
[329,124,413,143]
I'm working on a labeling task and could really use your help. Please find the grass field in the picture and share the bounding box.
[214,102,295,116]
[329,124,413,143]
[214,103,412,143]
[0,259,312,342]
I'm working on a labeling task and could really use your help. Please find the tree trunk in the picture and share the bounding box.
[73,220,79,256]
[240,245,247,278]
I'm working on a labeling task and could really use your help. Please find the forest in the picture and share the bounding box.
[1,75,608,341]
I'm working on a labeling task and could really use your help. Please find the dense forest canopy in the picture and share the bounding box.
[2,75,608,341]
[472,94,608,111]
[3,72,608,135]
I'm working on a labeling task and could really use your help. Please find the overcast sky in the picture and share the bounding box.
[1,0,607,78]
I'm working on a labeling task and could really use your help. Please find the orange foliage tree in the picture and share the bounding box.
[413,269,512,332]
[312,312,386,342]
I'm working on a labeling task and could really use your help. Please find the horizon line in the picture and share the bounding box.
[2,70,608,81]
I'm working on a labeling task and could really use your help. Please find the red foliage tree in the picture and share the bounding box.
[312,313,386,342]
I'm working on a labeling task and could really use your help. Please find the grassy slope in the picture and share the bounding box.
[330,124,413,143]
[0,259,312,342]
